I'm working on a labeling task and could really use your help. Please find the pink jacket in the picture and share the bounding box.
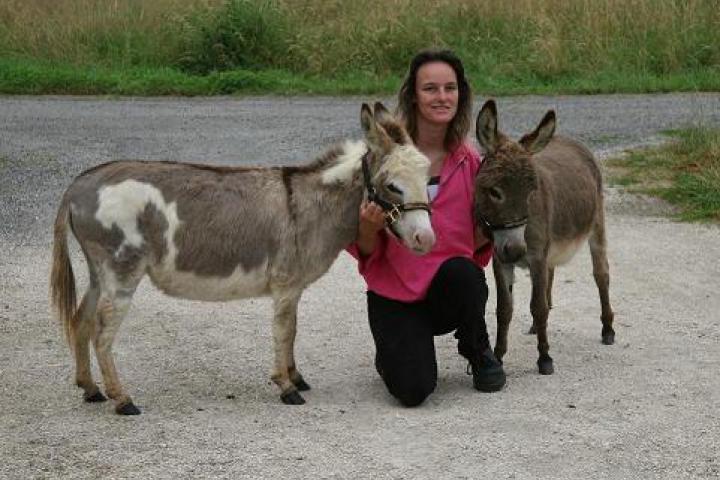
[347,142,493,302]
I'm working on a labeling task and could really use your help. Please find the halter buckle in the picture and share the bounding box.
[384,205,402,225]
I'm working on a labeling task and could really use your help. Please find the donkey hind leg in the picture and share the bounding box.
[270,290,308,405]
[589,211,615,345]
[93,290,140,415]
[529,266,554,335]
[71,284,106,403]
[91,265,144,416]
[529,261,553,375]
[493,258,515,362]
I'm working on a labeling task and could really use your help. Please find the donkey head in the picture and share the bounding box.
[474,99,556,263]
[361,102,435,254]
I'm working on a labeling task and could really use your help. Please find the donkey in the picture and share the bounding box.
[50,102,435,415]
[473,100,614,375]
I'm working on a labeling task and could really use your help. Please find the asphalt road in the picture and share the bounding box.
[1,94,719,479]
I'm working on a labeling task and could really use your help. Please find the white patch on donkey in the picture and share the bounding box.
[96,180,180,254]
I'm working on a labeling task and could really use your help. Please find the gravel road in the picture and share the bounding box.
[1,94,719,479]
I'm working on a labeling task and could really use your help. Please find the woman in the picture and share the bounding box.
[348,49,506,407]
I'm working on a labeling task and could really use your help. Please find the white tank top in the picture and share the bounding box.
[427,176,441,201]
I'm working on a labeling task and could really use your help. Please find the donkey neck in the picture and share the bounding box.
[290,141,369,255]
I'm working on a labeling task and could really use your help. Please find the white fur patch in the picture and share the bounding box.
[321,140,366,185]
[96,180,180,256]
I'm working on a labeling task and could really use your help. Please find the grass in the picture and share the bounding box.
[0,0,719,95]
[606,128,720,222]
[1,58,718,96]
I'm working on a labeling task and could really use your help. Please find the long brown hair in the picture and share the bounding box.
[396,49,473,150]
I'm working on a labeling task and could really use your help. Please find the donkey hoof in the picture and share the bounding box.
[293,378,311,392]
[537,358,554,375]
[115,401,141,415]
[280,390,306,405]
[602,330,616,345]
[84,391,107,403]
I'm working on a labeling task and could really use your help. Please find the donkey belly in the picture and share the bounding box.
[147,261,270,301]
[547,235,588,267]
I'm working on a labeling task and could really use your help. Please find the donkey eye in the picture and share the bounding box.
[488,187,504,203]
[386,183,403,195]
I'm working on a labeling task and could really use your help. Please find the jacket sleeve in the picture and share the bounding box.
[473,242,494,268]
[345,230,389,274]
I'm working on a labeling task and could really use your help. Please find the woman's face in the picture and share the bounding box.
[414,61,459,127]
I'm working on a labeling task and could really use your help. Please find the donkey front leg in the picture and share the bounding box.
[492,258,515,362]
[529,260,553,375]
[270,290,309,405]
[529,266,554,335]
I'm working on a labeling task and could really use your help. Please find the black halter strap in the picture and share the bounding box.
[476,212,528,235]
[361,150,431,229]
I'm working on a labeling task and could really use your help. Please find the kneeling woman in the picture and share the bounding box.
[348,49,506,407]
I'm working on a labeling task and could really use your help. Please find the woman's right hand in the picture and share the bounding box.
[356,200,385,256]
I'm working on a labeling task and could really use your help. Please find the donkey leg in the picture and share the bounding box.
[93,288,140,415]
[285,295,310,392]
[72,286,106,403]
[546,266,555,310]
[589,212,615,345]
[493,258,514,362]
[529,267,555,335]
[270,290,306,405]
[529,260,553,374]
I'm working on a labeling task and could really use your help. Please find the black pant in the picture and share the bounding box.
[367,257,490,407]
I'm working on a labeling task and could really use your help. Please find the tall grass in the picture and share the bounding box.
[1,0,718,93]
[0,0,218,68]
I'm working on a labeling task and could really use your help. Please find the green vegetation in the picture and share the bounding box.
[1,0,719,95]
[606,128,720,222]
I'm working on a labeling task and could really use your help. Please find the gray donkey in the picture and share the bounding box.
[50,102,435,415]
[473,100,614,375]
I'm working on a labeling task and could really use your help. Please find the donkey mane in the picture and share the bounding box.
[79,143,350,180]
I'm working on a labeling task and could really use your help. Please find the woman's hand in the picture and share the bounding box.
[474,225,491,250]
[356,200,385,256]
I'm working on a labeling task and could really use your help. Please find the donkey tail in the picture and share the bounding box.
[50,196,77,344]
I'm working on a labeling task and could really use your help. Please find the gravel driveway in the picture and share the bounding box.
[1,94,719,479]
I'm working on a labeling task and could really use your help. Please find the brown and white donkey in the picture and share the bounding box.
[50,102,435,415]
[473,100,615,376]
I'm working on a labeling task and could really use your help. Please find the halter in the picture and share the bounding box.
[361,150,431,234]
[476,212,528,237]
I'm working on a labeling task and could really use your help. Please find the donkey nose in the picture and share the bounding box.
[503,242,526,263]
[413,229,436,254]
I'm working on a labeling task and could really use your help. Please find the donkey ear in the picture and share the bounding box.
[361,103,393,153]
[476,100,500,153]
[361,103,373,133]
[519,110,556,153]
[373,101,409,145]
[373,102,393,123]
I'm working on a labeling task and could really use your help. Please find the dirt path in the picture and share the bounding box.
[1,94,718,479]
